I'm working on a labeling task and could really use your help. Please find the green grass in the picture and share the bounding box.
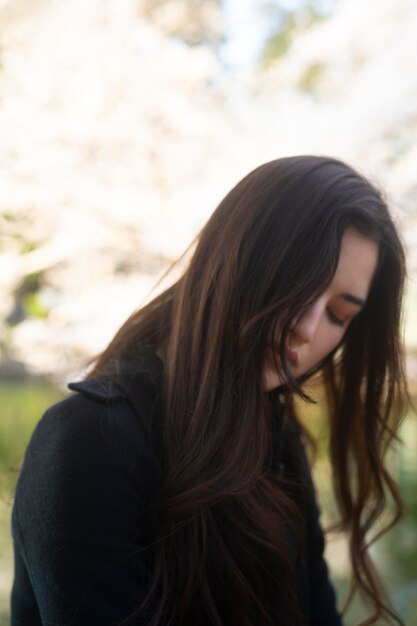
[0,380,65,493]
[0,498,13,620]
[0,380,65,619]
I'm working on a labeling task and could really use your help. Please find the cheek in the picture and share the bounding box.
[317,328,344,361]
[262,350,284,391]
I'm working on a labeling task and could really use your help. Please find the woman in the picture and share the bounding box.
[11,155,408,625]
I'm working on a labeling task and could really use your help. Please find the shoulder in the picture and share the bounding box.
[15,376,162,521]
[13,376,163,542]
[25,378,160,473]
[18,346,166,505]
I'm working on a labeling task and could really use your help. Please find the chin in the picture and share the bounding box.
[262,367,286,392]
[263,365,309,392]
[262,375,281,392]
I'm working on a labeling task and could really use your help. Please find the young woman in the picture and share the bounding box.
[11,155,408,626]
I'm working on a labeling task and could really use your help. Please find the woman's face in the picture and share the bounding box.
[262,227,379,391]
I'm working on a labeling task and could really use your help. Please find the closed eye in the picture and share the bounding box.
[326,309,347,328]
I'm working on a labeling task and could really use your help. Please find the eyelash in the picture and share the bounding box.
[326,309,346,328]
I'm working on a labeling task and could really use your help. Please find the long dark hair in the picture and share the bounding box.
[86,156,408,625]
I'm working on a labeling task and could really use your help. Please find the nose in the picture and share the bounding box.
[292,298,324,344]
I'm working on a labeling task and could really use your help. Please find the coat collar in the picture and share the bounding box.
[68,345,165,465]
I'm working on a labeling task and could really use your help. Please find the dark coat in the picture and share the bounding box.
[11,347,343,625]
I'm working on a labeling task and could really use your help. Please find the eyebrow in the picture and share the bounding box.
[338,293,366,308]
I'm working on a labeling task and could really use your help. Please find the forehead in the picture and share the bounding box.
[330,228,379,297]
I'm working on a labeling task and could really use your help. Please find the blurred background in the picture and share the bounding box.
[0,0,416,623]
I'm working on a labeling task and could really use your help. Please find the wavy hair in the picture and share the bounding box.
[86,156,408,625]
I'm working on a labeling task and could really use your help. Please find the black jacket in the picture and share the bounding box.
[11,347,343,625]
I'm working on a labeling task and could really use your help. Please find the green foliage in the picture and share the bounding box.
[20,272,42,294]
[14,235,39,254]
[6,271,50,327]
[259,1,334,68]
[0,381,65,496]
[262,15,296,65]
[0,499,12,618]
[22,292,49,319]
[297,62,327,96]
[0,380,65,617]
[300,394,417,625]
[0,210,42,254]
